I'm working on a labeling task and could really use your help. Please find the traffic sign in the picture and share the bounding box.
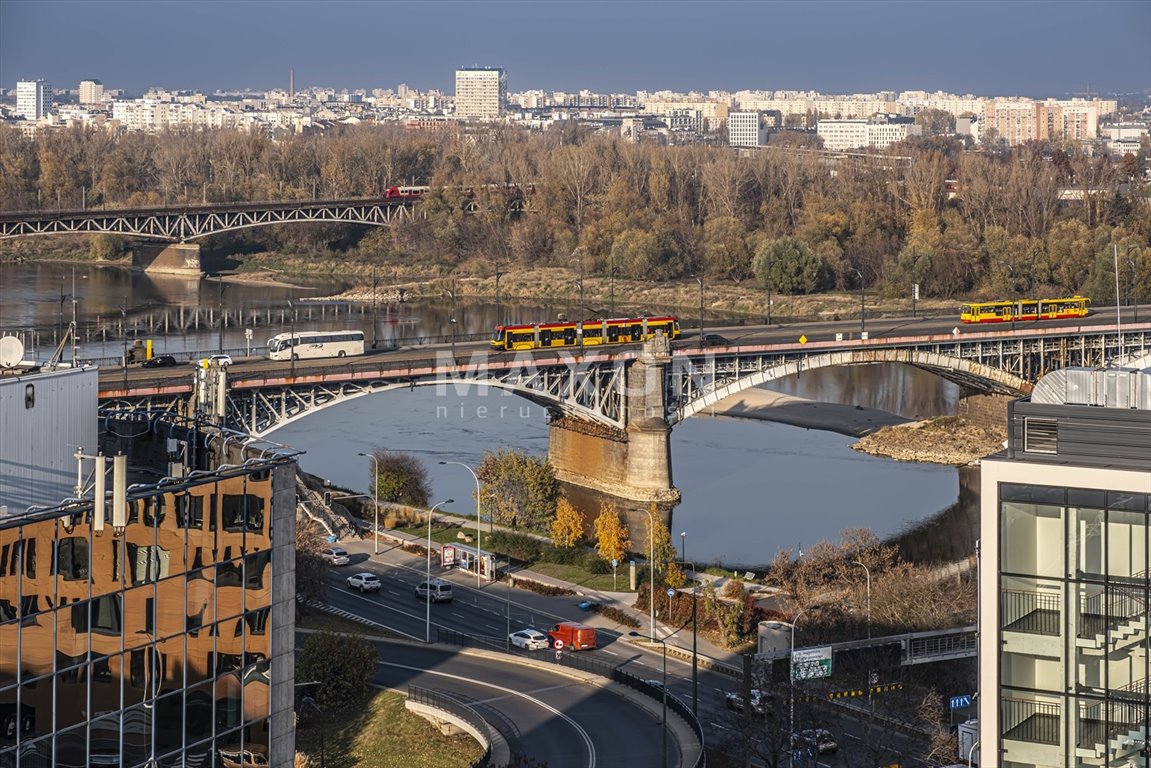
[791,646,833,680]
[611,559,618,568]
[799,335,808,344]
[553,639,564,650]
[950,694,973,709]
[667,587,676,598]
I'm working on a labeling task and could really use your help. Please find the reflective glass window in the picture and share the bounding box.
[19,676,50,741]
[154,690,185,755]
[1105,508,1148,580]
[89,712,121,767]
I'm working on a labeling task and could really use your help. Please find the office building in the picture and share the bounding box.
[454,67,506,120]
[78,80,105,106]
[0,367,299,768]
[728,111,768,147]
[978,366,1151,768]
[15,80,52,120]
[817,114,920,151]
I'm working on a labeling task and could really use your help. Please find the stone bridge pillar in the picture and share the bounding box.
[956,391,1014,431]
[131,242,203,275]
[548,335,680,505]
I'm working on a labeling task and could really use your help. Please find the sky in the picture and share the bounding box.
[1,0,1148,98]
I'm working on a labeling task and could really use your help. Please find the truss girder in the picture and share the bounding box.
[0,199,413,241]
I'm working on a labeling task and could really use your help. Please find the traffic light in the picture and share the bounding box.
[323,492,332,506]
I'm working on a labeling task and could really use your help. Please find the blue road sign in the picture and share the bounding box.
[950,694,973,709]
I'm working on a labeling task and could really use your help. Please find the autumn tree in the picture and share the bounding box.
[476,449,558,531]
[295,516,330,616]
[296,631,379,711]
[550,497,584,548]
[367,450,430,507]
[593,503,630,564]
[753,236,831,295]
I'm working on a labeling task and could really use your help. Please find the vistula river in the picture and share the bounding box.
[1,262,964,566]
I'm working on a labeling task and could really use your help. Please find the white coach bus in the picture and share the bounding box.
[267,330,365,361]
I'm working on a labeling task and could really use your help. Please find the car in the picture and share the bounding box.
[701,333,731,347]
[793,729,839,755]
[320,547,349,566]
[141,355,178,368]
[508,628,550,651]
[724,688,771,715]
[209,353,233,367]
[346,572,380,592]
[415,579,453,603]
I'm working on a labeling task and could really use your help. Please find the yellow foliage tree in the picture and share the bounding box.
[593,503,630,564]
[646,505,677,570]
[550,498,584,549]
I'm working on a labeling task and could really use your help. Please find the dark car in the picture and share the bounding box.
[142,355,178,368]
[701,334,731,347]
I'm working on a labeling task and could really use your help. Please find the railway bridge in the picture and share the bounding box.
[98,323,1151,515]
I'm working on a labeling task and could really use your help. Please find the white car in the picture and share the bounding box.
[346,573,380,592]
[321,547,350,566]
[508,629,550,651]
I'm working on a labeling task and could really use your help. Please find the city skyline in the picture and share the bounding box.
[1,0,1148,98]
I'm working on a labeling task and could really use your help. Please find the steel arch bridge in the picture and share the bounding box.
[98,324,1149,438]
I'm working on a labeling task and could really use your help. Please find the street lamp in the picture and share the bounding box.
[789,604,822,767]
[679,531,686,564]
[765,260,773,326]
[853,268,865,337]
[287,298,296,379]
[493,264,505,328]
[119,302,128,390]
[425,498,454,643]
[439,461,482,586]
[639,506,657,640]
[630,618,694,768]
[695,277,704,348]
[852,560,871,640]
[358,452,381,555]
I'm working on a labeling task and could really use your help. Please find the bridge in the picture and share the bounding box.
[99,320,1151,510]
[0,192,531,241]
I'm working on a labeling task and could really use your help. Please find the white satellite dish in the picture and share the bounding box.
[0,336,25,369]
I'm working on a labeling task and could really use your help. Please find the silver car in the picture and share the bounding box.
[508,628,549,650]
[321,547,350,566]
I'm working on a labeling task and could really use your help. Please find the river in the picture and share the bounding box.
[2,262,965,566]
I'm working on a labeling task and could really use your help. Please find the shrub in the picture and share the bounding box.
[538,545,585,565]
[487,530,543,562]
[590,603,641,628]
[585,556,611,575]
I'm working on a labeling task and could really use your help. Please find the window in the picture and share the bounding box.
[55,537,89,581]
[245,608,269,636]
[71,594,122,636]
[177,495,205,529]
[129,544,170,584]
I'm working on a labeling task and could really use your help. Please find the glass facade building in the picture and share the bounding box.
[0,414,298,768]
[980,384,1151,768]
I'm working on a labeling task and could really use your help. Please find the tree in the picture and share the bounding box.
[550,497,584,548]
[476,449,558,531]
[368,450,430,507]
[645,508,678,573]
[593,502,629,564]
[295,516,329,616]
[296,631,379,711]
[753,236,831,295]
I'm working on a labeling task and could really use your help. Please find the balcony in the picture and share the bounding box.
[1003,697,1061,745]
[1003,589,1061,636]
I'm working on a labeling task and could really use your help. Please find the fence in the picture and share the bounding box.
[407,685,494,768]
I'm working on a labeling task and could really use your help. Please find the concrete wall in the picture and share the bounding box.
[549,416,630,494]
[132,242,203,275]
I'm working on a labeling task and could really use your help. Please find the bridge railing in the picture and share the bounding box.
[407,685,493,768]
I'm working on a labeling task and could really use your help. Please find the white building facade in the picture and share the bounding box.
[728,111,767,147]
[16,80,52,120]
[454,67,506,119]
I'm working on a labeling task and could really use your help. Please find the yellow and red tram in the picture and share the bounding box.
[959,296,1090,324]
[490,316,680,351]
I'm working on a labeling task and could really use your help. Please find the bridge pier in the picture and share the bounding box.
[131,242,203,275]
[548,336,681,506]
[956,391,1014,431]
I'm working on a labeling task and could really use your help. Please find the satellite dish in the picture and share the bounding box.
[0,336,25,368]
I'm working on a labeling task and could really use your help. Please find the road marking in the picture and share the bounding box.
[380,661,597,768]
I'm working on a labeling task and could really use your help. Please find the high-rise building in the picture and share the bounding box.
[79,79,104,105]
[0,367,299,768]
[728,112,768,147]
[15,80,52,120]
[454,67,506,120]
[978,366,1151,768]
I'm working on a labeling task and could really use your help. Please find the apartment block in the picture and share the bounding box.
[817,115,920,151]
[15,80,52,120]
[454,67,506,120]
[728,111,767,147]
[978,366,1151,768]
[78,79,105,106]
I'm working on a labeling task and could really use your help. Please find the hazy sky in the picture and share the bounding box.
[2,0,1148,97]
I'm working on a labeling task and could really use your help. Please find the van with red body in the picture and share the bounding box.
[548,621,597,651]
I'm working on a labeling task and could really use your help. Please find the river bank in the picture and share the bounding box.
[701,386,908,438]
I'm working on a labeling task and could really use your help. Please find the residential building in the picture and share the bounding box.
[15,80,52,120]
[78,79,104,106]
[728,111,769,147]
[454,67,506,120]
[816,114,920,151]
[0,366,299,768]
[978,366,1151,768]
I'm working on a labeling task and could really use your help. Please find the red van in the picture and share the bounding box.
[548,621,597,651]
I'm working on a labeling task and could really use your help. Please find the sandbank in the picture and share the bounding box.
[699,387,908,438]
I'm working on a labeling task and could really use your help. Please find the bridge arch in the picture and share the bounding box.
[675,348,1032,422]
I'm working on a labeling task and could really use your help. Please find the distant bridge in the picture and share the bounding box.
[0,192,529,241]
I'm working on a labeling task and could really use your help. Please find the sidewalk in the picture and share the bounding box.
[326,517,745,675]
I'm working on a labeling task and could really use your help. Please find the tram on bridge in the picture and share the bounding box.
[491,315,680,351]
[960,295,1090,324]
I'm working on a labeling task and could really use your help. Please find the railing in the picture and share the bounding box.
[1078,697,1145,748]
[906,630,978,662]
[1002,697,1061,745]
[435,628,705,768]
[1002,589,1061,635]
[407,685,493,768]
[1079,586,1147,638]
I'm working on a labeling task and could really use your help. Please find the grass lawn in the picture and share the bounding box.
[526,562,634,593]
[296,689,480,768]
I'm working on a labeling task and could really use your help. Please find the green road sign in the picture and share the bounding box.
[791,646,832,681]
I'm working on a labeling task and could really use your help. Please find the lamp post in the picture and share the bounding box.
[217,279,226,354]
[630,619,693,768]
[119,302,128,390]
[765,262,773,326]
[789,604,821,767]
[440,461,482,586]
[493,264,505,328]
[678,537,699,717]
[425,498,454,643]
[371,268,379,350]
[639,506,657,640]
[609,252,618,318]
[358,452,381,555]
[287,298,296,379]
[299,696,326,768]
[852,560,871,639]
[853,268,865,337]
[695,277,704,348]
